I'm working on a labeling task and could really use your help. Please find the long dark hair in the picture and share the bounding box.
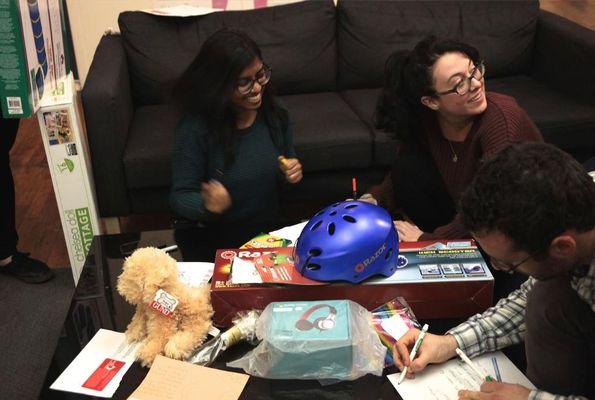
[374,36,480,143]
[175,29,287,166]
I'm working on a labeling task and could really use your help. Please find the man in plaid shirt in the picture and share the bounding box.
[393,143,594,400]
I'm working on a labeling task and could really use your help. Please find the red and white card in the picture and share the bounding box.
[82,358,125,391]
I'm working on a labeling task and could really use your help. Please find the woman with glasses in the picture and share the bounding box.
[369,36,542,243]
[170,29,302,246]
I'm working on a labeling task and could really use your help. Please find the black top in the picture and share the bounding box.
[170,111,296,224]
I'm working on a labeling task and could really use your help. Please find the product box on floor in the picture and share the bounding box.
[210,240,494,326]
[36,73,100,284]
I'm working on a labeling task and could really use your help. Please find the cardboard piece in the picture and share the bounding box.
[128,355,248,400]
[211,241,494,326]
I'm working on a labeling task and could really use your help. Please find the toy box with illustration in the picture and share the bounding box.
[0,0,70,118]
[227,300,386,380]
[210,240,494,326]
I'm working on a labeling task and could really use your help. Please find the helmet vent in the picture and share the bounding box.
[306,263,321,271]
[310,220,322,231]
[308,248,322,256]
[345,204,358,209]
[385,248,393,260]
[327,222,336,235]
[342,215,356,223]
[314,210,325,217]
[329,210,337,216]
[332,202,340,207]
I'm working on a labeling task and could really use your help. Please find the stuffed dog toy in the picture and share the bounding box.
[117,247,213,366]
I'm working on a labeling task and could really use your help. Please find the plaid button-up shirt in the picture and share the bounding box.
[448,257,594,400]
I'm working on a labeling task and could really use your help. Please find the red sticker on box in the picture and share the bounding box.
[82,358,125,391]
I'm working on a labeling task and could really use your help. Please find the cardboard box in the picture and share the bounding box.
[0,0,69,118]
[211,240,494,326]
[36,73,100,283]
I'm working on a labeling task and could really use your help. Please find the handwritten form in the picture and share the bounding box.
[128,355,249,400]
[388,351,535,400]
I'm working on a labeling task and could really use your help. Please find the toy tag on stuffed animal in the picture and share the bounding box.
[149,289,179,318]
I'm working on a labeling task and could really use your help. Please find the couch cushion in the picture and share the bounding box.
[488,76,595,152]
[279,92,373,172]
[336,0,539,90]
[124,105,181,189]
[340,88,400,167]
[119,0,336,105]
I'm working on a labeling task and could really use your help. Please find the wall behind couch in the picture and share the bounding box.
[66,0,303,86]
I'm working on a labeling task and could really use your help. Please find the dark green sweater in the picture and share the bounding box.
[170,112,296,224]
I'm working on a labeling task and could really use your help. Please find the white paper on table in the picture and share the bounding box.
[230,257,262,284]
[380,313,410,341]
[388,351,535,400]
[269,221,308,246]
[177,262,214,287]
[50,329,140,398]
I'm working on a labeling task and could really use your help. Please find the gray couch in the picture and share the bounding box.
[82,0,595,219]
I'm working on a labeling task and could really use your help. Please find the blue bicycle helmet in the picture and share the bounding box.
[294,200,399,283]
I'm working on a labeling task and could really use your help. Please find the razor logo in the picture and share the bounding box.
[355,243,386,271]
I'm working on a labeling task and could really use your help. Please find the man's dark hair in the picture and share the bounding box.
[374,35,480,144]
[460,142,595,258]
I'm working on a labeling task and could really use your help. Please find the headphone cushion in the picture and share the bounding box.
[315,317,335,331]
[295,319,313,331]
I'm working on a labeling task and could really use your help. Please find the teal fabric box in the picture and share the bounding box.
[261,300,353,379]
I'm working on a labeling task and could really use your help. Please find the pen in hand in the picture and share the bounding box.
[397,324,429,385]
[455,348,494,382]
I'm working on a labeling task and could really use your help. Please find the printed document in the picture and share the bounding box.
[388,351,535,400]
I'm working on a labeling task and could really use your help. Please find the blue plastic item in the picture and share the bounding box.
[294,201,399,283]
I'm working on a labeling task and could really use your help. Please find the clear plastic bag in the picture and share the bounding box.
[227,300,386,381]
[187,310,260,366]
[371,297,420,366]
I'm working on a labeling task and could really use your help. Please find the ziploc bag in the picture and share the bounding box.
[371,297,420,366]
[227,300,386,380]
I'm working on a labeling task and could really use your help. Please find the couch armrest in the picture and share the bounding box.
[82,34,134,217]
[532,10,595,105]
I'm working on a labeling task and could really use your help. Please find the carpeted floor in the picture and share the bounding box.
[0,268,74,400]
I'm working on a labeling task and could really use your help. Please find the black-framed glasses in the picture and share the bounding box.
[436,61,485,96]
[490,254,532,274]
[235,64,272,95]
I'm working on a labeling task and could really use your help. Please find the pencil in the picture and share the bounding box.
[491,356,502,382]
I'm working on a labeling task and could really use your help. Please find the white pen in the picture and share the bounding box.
[161,245,178,253]
[397,323,429,385]
[455,348,494,382]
